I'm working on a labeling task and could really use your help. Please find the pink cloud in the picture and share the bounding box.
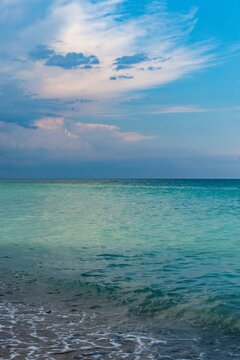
[120,132,155,142]
[0,118,155,162]
[34,117,64,130]
[150,106,209,114]
[74,121,154,142]
[75,123,118,132]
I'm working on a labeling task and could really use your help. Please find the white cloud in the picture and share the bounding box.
[5,0,215,99]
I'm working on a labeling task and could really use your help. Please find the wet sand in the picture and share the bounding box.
[1,299,240,360]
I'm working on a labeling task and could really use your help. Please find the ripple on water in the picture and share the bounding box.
[1,301,240,360]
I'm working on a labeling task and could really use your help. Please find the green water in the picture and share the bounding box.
[1,179,240,357]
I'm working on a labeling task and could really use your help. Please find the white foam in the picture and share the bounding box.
[0,300,239,360]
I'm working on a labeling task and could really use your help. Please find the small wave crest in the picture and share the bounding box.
[44,277,240,335]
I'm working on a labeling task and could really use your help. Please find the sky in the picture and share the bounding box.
[1,0,240,178]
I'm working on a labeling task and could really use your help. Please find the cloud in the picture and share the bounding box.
[0,117,156,164]
[114,53,149,70]
[29,44,55,60]
[109,75,134,80]
[75,123,118,132]
[1,0,215,99]
[0,75,61,126]
[120,132,151,142]
[150,105,210,114]
[34,117,64,130]
[0,74,94,127]
[29,44,100,69]
[45,52,100,69]
[74,121,155,143]
[146,66,162,71]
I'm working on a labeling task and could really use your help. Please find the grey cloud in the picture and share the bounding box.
[139,65,162,71]
[109,75,134,80]
[147,66,162,71]
[29,44,55,60]
[29,45,100,70]
[2,155,240,180]
[0,77,56,126]
[114,53,149,70]
[0,75,92,127]
[46,52,100,69]
[63,99,92,105]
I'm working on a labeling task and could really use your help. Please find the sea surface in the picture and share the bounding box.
[0,179,240,359]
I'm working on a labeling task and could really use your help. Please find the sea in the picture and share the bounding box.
[0,179,240,359]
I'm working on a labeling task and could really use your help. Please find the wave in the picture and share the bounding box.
[128,288,240,334]
[3,268,240,335]
[44,277,240,335]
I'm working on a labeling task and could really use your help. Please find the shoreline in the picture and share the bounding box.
[1,297,240,360]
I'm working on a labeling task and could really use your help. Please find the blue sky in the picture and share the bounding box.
[1,0,240,178]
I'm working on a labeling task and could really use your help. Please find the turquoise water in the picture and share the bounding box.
[1,180,240,359]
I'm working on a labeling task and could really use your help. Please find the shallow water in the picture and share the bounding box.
[1,179,240,359]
